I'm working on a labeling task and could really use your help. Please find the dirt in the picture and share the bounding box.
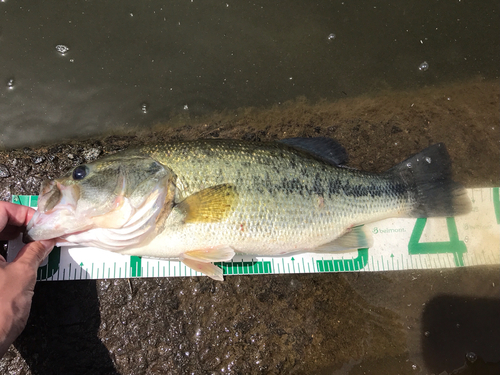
[0,78,498,374]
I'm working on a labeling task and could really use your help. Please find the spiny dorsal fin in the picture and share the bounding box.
[177,184,238,223]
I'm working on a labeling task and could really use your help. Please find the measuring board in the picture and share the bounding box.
[6,188,500,281]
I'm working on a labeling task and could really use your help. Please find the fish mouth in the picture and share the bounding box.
[37,180,79,214]
[26,180,87,241]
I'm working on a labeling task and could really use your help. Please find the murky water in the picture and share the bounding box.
[0,1,499,374]
[0,0,498,148]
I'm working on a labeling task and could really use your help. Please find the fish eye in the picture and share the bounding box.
[72,165,88,180]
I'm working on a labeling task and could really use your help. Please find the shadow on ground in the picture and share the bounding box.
[14,281,118,375]
[422,295,500,374]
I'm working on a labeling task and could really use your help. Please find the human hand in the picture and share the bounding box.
[0,202,55,358]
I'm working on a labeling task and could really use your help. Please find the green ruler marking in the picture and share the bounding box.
[316,248,368,272]
[130,256,142,277]
[408,217,467,267]
[214,260,272,275]
[493,187,500,224]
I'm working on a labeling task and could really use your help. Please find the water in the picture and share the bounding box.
[418,61,429,72]
[6,77,14,89]
[0,0,498,148]
[0,1,499,374]
[55,44,70,55]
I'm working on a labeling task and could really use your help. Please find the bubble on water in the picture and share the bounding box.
[6,77,14,89]
[425,156,431,163]
[183,104,189,110]
[55,44,69,55]
[424,331,430,337]
[418,61,429,71]
[412,364,417,370]
[466,352,477,363]
[327,33,336,42]
[69,59,74,63]
[141,102,148,114]
[406,162,412,168]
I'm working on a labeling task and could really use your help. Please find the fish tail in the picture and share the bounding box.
[388,143,471,217]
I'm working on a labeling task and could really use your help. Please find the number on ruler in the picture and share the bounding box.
[408,218,467,267]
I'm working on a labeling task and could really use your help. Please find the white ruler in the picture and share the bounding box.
[7,188,499,281]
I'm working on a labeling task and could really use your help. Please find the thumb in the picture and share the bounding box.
[14,239,56,269]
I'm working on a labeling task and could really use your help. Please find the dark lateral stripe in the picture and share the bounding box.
[249,173,406,199]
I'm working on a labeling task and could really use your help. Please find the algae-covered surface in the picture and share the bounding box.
[0,79,499,374]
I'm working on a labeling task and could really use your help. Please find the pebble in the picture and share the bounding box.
[0,164,10,178]
[32,156,46,164]
[83,147,102,162]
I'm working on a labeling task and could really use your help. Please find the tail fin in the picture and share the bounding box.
[388,143,471,217]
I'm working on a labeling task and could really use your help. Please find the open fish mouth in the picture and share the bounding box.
[26,180,92,241]
[38,179,79,213]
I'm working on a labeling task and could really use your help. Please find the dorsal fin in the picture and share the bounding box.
[278,137,348,166]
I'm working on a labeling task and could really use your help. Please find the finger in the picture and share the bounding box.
[14,239,56,269]
[0,202,35,229]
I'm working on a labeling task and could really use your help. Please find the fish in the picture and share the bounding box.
[26,138,471,280]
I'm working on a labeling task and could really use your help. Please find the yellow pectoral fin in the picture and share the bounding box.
[177,184,238,223]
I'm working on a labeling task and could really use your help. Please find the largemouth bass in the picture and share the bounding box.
[26,138,471,280]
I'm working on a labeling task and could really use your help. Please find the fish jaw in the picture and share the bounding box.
[26,208,94,241]
[26,180,94,240]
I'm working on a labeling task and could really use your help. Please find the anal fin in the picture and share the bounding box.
[314,226,372,253]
